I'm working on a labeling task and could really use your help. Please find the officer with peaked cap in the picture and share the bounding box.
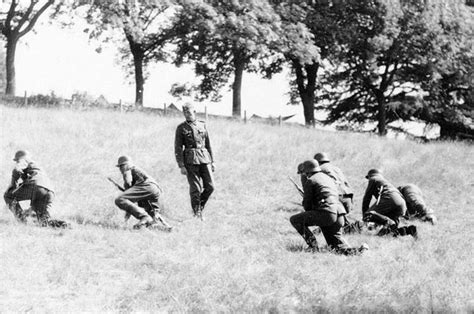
[174,102,215,221]
[290,159,368,255]
[114,155,163,229]
[362,169,417,237]
[3,150,69,228]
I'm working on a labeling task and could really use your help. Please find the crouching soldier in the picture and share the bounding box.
[114,155,170,230]
[290,160,368,255]
[3,150,69,228]
[362,169,417,238]
[398,184,437,225]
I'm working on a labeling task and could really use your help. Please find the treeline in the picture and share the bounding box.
[1,0,473,139]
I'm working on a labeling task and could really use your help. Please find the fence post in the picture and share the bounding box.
[312,118,316,129]
[119,99,122,113]
[164,103,167,116]
[205,106,208,121]
[244,110,247,124]
[24,91,28,106]
[279,115,282,127]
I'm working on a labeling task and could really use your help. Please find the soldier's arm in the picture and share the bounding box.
[302,181,312,211]
[9,168,22,189]
[362,179,376,213]
[204,124,214,163]
[174,125,185,168]
[122,170,132,190]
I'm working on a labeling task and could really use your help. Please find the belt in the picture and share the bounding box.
[185,146,205,150]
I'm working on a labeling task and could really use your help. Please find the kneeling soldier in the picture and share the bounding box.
[290,160,368,255]
[362,169,417,238]
[114,156,164,229]
[4,150,68,228]
[398,184,437,225]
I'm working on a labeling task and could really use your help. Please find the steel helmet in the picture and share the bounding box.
[314,152,330,163]
[13,150,31,161]
[365,168,381,179]
[302,159,320,174]
[116,155,132,167]
[297,163,305,174]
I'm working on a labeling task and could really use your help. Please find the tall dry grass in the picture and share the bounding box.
[0,105,473,312]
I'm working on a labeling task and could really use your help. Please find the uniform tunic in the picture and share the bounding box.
[362,174,406,225]
[174,119,215,210]
[320,162,354,212]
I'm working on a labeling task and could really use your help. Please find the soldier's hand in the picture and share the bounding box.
[180,167,187,175]
[211,163,215,172]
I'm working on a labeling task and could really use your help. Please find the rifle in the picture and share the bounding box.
[288,176,304,197]
[107,177,125,192]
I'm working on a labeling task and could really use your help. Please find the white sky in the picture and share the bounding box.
[14,20,304,121]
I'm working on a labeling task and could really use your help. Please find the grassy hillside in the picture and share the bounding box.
[0,105,473,312]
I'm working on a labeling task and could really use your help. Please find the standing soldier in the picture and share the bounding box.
[362,169,417,237]
[114,155,169,230]
[398,184,437,225]
[3,150,69,228]
[289,160,368,255]
[175,103,215,221]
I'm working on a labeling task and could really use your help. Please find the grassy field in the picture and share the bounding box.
[0,104,473,312]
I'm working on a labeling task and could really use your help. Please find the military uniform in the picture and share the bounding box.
[290,162,365,255]
[319,163,354,213]
[399,184,436,223]
[3,161,59,226]
[175,119,214,215]
[115,166,163,222]
[362,173,406,226]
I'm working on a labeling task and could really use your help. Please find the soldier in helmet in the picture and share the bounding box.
[175,102,215,221]
[114,155,164,229]
[314,152,354,213]
[398,184,437,225]
[362,169,417,237]
[3,150,69,228]
[289,159,368,255]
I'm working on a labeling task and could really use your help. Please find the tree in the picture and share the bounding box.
[393,0,474,139]
[174,0,289,117]
[0,41,5,92]
[317,0,446,135]
[0,0,54,96]
[81,0,179,107]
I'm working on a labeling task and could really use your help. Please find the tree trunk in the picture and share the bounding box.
[232,58,245,117]
[132,49,145,107]
[375,90,387,135]
[126,33,145,108]
[5,36,18,96]
[293,60,318,126]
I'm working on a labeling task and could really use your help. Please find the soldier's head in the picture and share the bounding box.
[116,155,133,172]
[365,168,381,179]
[302,159,321,177]
[314,152,330,164]
[13,150,31,168]
[182,102,196,122]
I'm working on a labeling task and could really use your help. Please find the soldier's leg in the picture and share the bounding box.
[185,165,202,215]
[31,187,53,227]
[198,164,214,211]
[114,185,153,226]
[4,185,34,223]
[290,211,320,249]
[320,214,368,255]
[341,195,353,213]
